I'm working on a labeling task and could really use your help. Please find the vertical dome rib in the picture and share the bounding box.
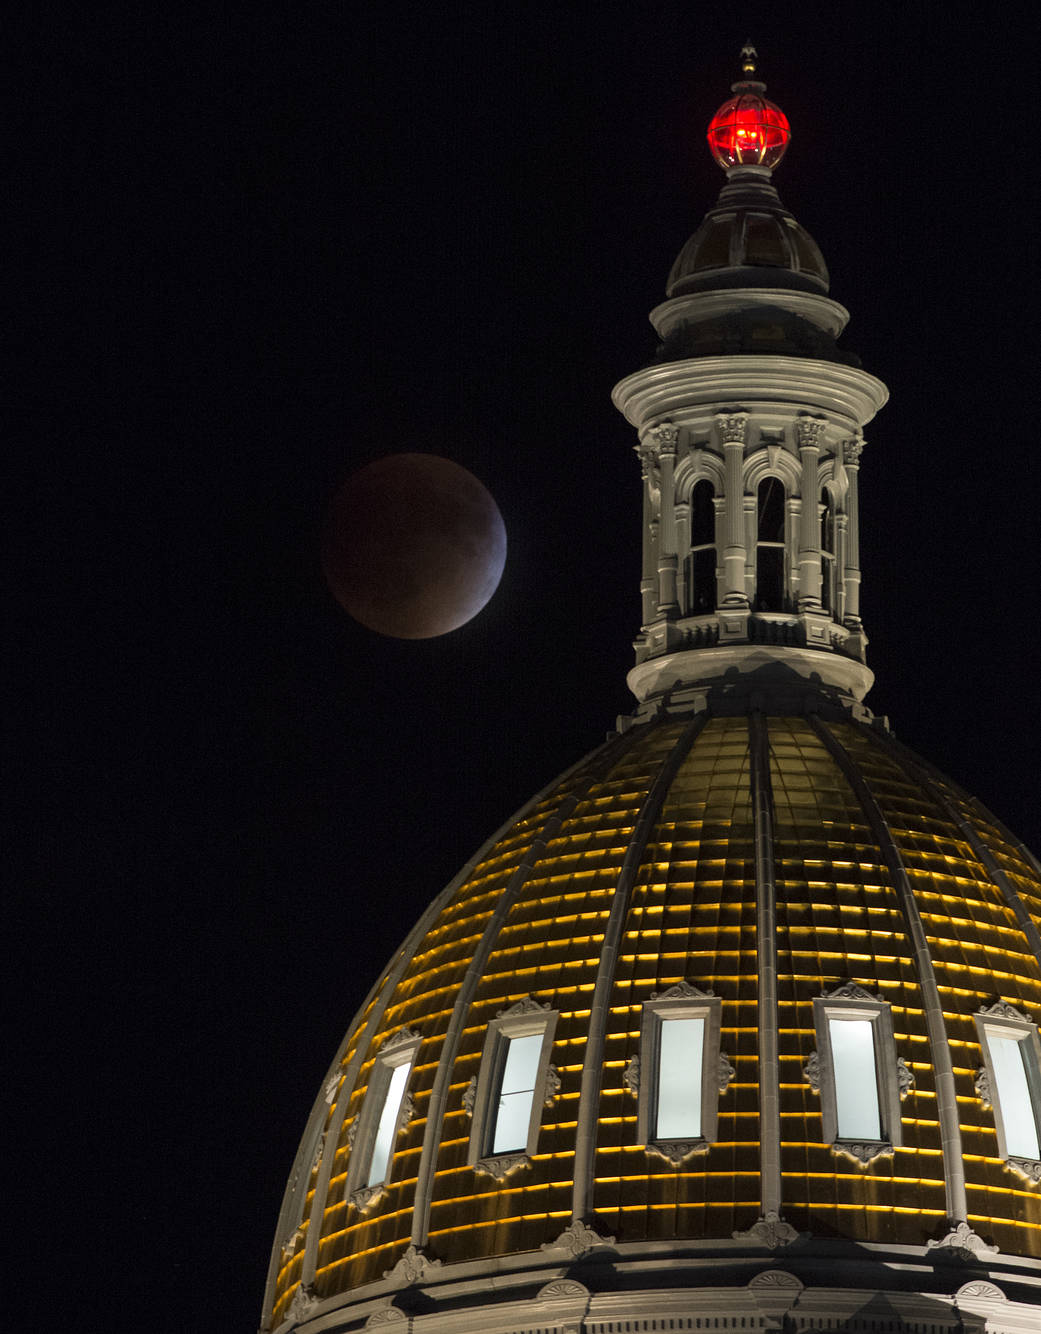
[809,717,969,1229]
[748,713,782,1223]
[410,729,636,1248]
[572,711,709,1223]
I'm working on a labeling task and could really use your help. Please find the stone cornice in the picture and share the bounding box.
[612,355,888,436]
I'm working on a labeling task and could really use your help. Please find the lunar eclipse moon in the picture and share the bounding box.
[322,453,507,639]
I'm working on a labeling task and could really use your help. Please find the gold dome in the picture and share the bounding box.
[267,708,1041,1328]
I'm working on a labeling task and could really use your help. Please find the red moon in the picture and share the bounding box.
[322,453,507,639]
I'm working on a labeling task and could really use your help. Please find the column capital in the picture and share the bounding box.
[649,421,679,456]
[796,415,826,450]
[716,411,748,445]
[842,434,866,465]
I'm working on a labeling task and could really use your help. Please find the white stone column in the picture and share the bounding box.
[653,423,680,615]
[841,435,865,625]
[635,438,662,628]
[797,417,825,610]
[717,412,749,607]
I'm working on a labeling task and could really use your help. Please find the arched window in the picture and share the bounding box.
[820,487,835,615]
[756,476,785,612]
[685,479,716,613]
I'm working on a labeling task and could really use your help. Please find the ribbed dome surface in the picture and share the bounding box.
[268,709,1041,1327]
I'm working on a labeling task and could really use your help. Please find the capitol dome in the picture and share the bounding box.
[263,51,1041,1334]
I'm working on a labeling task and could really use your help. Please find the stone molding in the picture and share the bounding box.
[473,1152,531,1181]
[732,1211,801,1248]
[715,410,748,445]
[539,1218,615,1258]
[927,1221,999,1257]
[834,1138,894,1166]
[979,999,1034,1024]
[496,995,550,1019]
[383,1244,442,1285]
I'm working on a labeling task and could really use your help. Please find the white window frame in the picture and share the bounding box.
[345,1028,421,1211]
[974,1002,1041,1184]
[811,983,905,1165]
[468,997,558,1181]
[636,983,728,1166]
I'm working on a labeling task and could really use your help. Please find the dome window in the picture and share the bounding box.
[634,983,731,1166]
[974,1003,1041,1181]
[808,984,908,1166]
[345,1029,421,1210]
[755,476,786,612]
[820,487,835,616]
[467,998,559,1180]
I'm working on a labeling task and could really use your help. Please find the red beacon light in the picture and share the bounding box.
[706,44,790,171]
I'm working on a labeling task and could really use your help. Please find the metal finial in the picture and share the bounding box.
[740,42,758,77]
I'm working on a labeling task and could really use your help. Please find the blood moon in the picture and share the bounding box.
[322,453,507,639]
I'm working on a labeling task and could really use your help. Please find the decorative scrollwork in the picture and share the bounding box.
[622,1054,640,1097]
[649,980,713,1001]
[803,1050,822,1094]
[285,1282,318,1322]
[396,1092,415,1136]
[346,1118,358,1148]
[732,1211,800,1248]
[323,1070,342,1104]
[461,1074,477,1117]
[978,999,1034,1024]
[650,421,679,456]
[540,1218,615,1257]
[496,995,550,1018]
[382,1243,442,1284]
[927,1222,998,1256]
[280,1226,303,1262]
[473,1152,531,1181]
[841,435,865,464]
[648,1137,708,1166]
[717,1050,736,1094]
[896,1056,915,1099]
[1008,1156,1041,1184]
[350,1182,385,1212]
[834,1138,894,1166]
[820,981,881,1002]
[382,1026,422,1054]
[974,1066,992,1109]
[543,1064,561,1105]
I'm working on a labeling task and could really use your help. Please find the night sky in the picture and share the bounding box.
[16,5,1040,1331]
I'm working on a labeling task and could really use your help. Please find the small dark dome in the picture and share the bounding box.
[668,207,828,297]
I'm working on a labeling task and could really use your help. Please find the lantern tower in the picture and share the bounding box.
[263,49,1041,1334]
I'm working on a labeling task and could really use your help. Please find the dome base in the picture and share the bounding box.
[627,642,875,709]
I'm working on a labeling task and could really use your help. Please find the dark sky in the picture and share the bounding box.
[15,4,1040,1331]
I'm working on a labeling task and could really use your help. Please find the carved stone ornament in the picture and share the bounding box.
[649,980,714,1001]
[310,1135,325,1172]
[896,1056,915,1099]
[285,1283,319,1323]
[461,1074,477,1117]
[397,1092,416,1135]
[346,1118,359,1148]
[974,1066,993,1109]
[622,1055,640,1097]
[648,1137,708,1166]
[716,411,748,445]
[1008,1156,1041,1184]
[803,1050,822,1094]
[350,1183,385,1212]
[323,1071,342,1104]
[747,1269,803,1292]
[979,999,1034,1024]
[382,1243,443,1284]
[474,1152,532,1181]
[834,1138,894,1166]
[382,1026,422,1054]
[841,435,865,465]
[496,995,550,1019]
[280,1226,304,1261]
[364,1308,408,1327]
[796,416,826,450]
[650,421,679,456]
[926,1222,999,1256]
[540,1218,616,1257]
[956,1280,1007,1302]
[821,980,881,1002]
[635,441,661,499]
[544,1064,561,1105]
[732,1211,801,1248]
[537,1279,590,1300]
[717,1050,736,1094]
